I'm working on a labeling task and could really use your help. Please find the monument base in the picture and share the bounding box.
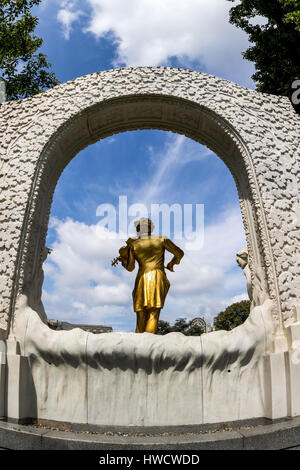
[1,415,300,450]
[1,295,293,427]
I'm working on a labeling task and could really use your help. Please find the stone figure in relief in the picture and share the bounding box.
[31,246,52,323]
[112,217,184,334]
[236,247,269,309]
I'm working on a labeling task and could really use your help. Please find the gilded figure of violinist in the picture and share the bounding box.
[112,218,184,334]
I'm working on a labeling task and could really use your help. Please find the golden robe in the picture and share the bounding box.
[119,235,184,312]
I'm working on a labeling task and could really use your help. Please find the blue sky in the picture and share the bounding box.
[35,0,255,331]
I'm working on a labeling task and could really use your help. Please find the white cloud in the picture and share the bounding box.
[44,219,132,296]
[168,208,246,296]
[230,293,249,304]
[160,205,248,323]
[163,292,247,326]
[56,0,255,86]
[57,1,83,39]
[109,132,214,206]
[43,289,131,328]
[139,134,212,205]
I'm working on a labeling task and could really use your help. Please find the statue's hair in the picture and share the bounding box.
[236,247,248,260]
[134,217,155,233]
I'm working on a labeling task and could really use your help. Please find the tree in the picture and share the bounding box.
[157,317,204,336]
[0,0,60,100]
[282,0,300,31]
[156,320,172,335]
[184,322,205,336]
[227,0,300,113]
[213,300,251,331]
[171,318,190,333]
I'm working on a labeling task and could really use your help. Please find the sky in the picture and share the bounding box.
[34,0,255,331]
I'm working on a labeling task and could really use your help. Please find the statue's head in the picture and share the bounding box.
[134,217,154,236]
[236,248,248,269]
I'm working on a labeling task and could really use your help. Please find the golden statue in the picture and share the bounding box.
[112,218,184,334]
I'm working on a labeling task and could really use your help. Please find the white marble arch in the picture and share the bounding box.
[0,67,299,426]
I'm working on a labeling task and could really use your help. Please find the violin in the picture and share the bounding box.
[111,256,122,267]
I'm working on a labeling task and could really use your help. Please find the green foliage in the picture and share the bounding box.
[227,0,300,113]
[281,0,300,31]
[171,318,189,332]
[156,320,173,335]
[157,317,204,336]
[213,300,251,331]
[0,0,60,100]
[185,323,205,336]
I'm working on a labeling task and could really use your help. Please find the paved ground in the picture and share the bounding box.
[1,416,300,450]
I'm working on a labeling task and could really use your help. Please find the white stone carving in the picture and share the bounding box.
[0,68,298,337]
[236,247,269,309]
[10,293,274,426]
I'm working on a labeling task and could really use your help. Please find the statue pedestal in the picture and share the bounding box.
[263,352,289,420]
[0,341,5,419]
[2,341,36,423]
[4,298,284,427]
[263,323,300,421]
[2,299,298,427]
[285,321,300,417]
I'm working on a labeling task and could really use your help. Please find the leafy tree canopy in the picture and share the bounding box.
[156,320,173,335]
[0,0,59,100]
[157,317,204,336]
[213,300,251,331]
[282,0,300,31]
[228,0,300,113]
